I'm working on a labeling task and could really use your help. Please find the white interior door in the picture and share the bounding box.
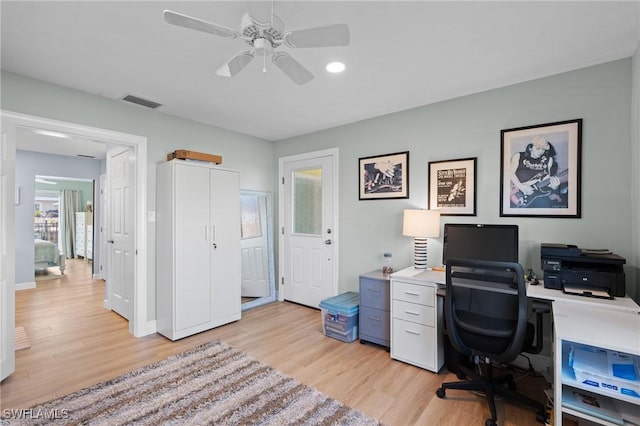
[241,192,270,298]
[0,118,16,381]
[281,150,338,308]
[107,147,135,320]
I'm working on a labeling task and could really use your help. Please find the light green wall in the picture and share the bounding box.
[274,59,638,301]
[1,71,275,319]
[3,54,638,315]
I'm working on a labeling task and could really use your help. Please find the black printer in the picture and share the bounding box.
[541,243,626,298]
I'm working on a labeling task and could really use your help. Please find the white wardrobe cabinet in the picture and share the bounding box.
[156,159,241,340]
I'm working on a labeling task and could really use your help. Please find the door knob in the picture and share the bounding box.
[107,240,114,244]
[325,239,332,245]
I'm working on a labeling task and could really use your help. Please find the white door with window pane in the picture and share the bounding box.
[282,151,337,308]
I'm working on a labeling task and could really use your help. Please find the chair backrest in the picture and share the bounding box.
[445,258,528,364]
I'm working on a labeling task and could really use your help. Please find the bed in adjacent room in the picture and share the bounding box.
[34,239,65,274]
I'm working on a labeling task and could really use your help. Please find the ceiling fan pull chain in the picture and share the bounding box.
[263,48,267,73]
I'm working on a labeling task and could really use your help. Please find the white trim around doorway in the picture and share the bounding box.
[1,110,151,337]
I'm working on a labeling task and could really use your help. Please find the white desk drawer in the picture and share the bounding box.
[392,300,434,327]
[393,281,435,306]
[392,318,435,370]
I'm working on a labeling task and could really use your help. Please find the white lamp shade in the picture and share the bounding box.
[402,209,440,238]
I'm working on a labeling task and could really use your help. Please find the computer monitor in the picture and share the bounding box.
[442,224,519,264]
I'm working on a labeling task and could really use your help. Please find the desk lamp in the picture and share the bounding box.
[403,209,440,269]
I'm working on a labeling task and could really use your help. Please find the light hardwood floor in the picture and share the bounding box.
[1,259,547,425]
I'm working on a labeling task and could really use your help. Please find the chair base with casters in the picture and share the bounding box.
[436,357,547,426]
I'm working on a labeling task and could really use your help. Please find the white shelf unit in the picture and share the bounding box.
[553,301,640,425]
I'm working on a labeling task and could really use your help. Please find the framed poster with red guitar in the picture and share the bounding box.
[500,119,582,217]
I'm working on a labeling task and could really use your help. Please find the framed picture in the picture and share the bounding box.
[428,157,477,216]
[500,119,582,217]
[359,151,409,200]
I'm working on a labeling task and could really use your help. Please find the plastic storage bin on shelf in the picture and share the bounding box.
[319,292,359,343]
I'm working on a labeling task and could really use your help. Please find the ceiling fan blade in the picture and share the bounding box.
[216,51,255,78]
[272,52,314,85]
[163,10,240,39]
[283,24,350,48]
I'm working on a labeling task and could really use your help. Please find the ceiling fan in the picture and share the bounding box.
[163,8,349,85]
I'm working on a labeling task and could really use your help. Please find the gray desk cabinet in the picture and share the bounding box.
[359,270,391,348]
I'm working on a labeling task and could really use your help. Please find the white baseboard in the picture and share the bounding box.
[15,282,36,291]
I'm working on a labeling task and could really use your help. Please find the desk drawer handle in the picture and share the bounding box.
[404,291,420,296]
[368,316,381,321]
[405,329,421,336]
[404,310,420,316]
[368,288,381,293]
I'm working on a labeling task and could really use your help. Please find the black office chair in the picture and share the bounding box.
[435,258,546,426]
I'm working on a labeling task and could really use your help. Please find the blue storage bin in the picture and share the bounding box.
[319,292,359,342]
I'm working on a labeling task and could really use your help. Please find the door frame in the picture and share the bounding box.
[278,148,339,302]
[0,110,151,337]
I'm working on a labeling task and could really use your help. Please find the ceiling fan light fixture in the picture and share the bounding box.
[164,9,349,85]
[326,61,346,73]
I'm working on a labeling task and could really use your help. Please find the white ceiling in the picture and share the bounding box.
[2,1,640,158]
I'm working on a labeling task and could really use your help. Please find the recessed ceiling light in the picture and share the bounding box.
[34,129,69,139]
[326,61,346,73]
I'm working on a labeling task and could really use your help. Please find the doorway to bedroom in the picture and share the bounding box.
[33,175,94,282]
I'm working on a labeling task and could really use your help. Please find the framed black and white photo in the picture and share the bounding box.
[500,119,582,217]
[428,157,476,216]
[359,151,409,200]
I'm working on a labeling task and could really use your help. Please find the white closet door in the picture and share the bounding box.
[210,169,241,320]
[174,164,211,331]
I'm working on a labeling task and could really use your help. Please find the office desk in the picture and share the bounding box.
[391,267,640,424]
[526,282,640,313]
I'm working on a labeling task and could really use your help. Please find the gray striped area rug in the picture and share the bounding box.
[3,340,380,425]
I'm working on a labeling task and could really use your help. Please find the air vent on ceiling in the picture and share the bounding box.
[77,154,96,159]
[121,94,162,109]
